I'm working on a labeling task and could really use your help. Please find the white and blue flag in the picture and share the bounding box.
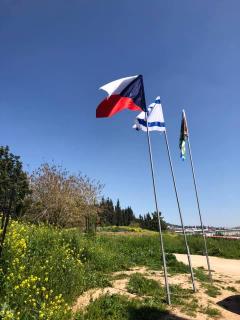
[133,96,165,132]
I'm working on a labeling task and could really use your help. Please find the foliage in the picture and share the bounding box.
[99,198,135,227]
[194,267,210,282]
[226,286,237,292]
[0,146,29,218]
[180,297,198,318]
[127,273,163,296]
[0,221,74,319]
[25,163,102,229]
[99,226,145,233]
[201,305,221,318]
[165,253,189,274]
[87,234,164,270]
[1,220,237,318]
[98,199,168,231]
[75,294,168,320]
[0,146,30,258]
[0,221,112,319]
[138,212,167,232]
[202,283,221,297]
[75,280,199,320]
[162,232,240,259]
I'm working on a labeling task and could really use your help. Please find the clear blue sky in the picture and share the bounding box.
[0,0,239,227]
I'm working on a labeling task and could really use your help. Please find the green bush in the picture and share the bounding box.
[127,273,163,296]
[165,253,189,274]
[0,221,79,319]
[75,294,168,320]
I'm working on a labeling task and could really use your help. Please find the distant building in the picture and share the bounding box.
[169,225,240,239]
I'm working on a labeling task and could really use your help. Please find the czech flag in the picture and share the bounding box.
[96,75,147,118]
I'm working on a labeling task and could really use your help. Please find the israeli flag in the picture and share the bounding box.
[133,97,166,132]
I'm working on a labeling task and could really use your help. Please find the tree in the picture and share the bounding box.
[115,199,122,226]
[25,163,103,229]
[122,206,134,226]
[98,198,136,227]
[99,197,115,226]
[139,211,167,231]
[0,146,29,257]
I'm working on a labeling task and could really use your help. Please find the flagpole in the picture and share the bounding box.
[184,111,213,283]
[145,112,171,305]
[163,129,197,292]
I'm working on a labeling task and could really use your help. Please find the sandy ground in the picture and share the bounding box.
[73,257,240,319]
[175,254,240,280]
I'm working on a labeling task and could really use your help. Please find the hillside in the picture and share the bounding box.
[1,222,240,319]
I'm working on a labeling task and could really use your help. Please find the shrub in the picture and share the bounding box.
[0,221,81,319]
[25,163,102,229]
[127,273,163,296]
[75,294,168,320]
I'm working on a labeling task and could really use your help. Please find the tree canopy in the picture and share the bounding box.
[139,212,167,231]
[0,146,30,257]
[99,198,135,227]
[0,146,29,219]
[25,163,103,228]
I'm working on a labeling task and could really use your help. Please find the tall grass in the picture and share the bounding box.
[163,233,240,258]
[0,222,238,319]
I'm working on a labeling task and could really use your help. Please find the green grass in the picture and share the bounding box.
[111,273,130,280]
[95,232,240,265]
[99,226,146,233]
[164,233,240,259]
[74,294,168,320]
[1,221,236,319]
[180,297,198,318]
[166,253,189,274]
[75,283,198,320]
[226,286,238,292]
[194,267,210,282]
[201,305,221,318]
[203,284,221,297]
[170,284,192,305]
[127,273,193,308]
[127,273,163,297]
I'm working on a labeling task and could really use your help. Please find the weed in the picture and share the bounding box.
[170,284,192,305]
[75,294,168,320]
[111,273,130,280]
[201,305,221,318]
[166,253,189,274]
[180,298,198,318]
[127,273,163,297]
[226,286,238,292]
[194,267,210,282]
[203,284,221,297]
[1,220,239,319]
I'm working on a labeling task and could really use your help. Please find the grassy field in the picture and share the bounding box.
[0,222,240,319]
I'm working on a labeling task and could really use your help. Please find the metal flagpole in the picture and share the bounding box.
[163,129,197,292]
[184,111,213,283]
[145,111,171,305]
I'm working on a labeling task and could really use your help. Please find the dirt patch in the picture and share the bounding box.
[72,259,240,319]
[72,287,137,313]
[175,254,240,280]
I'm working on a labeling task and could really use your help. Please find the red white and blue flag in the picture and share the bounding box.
[96,75,146,118]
